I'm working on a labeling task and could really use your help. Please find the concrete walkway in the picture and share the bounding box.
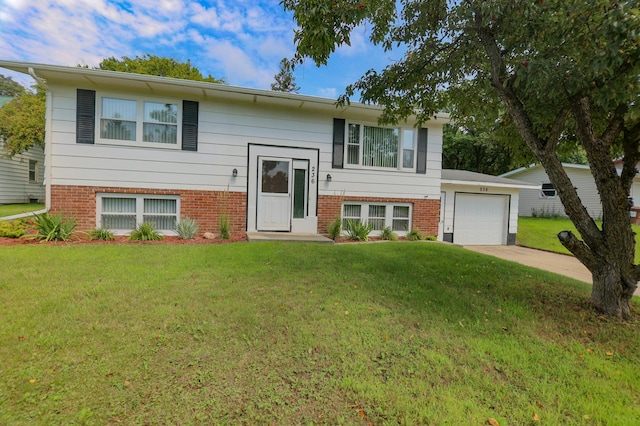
[464,245,640,297]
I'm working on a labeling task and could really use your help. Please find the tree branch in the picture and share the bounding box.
[558,231,598,272]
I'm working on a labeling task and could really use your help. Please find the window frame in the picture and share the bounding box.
[96,193,181,235]
[341,202,412,236]
[28,160,37,183]
[539,182,557,199]
[96,92,182,150]
[344,121,417,171]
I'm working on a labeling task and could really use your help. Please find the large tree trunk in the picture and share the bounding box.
[590,262,636,318]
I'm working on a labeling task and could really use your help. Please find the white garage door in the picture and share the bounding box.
[454,193,509,245]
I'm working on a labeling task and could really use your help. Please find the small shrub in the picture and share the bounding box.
[381,226,397,241]
[32,212,77,242]
[406,229,424,241]
[327,217,342,240]
[88,228,115,241]
[424,235,437,241]
[219,214,230,240]
[175,217,199,239]
[0,220,26,238]
[344,219,373,241]
[129,222,163,241]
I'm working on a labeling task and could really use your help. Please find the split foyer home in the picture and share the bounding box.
[0,60,533,245]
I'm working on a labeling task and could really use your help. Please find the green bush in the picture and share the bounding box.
[327,217,342,240]
[344,219,373,241]
[32,213,77,242]
[219,214,230,240]
[0,220,26,238]
[406,229,424,241]
[175,217,199,239]
[88,228,115,241]
[424,235,437,241]
[129,222,163,241]
[381,226,398,241]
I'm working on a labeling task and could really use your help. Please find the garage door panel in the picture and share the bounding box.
[454,193,508,245]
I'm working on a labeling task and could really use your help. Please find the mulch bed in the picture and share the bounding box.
[0,233,248,247]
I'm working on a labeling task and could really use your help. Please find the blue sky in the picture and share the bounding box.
[0,0,395,99]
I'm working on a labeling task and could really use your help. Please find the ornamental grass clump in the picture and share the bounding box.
[327,217,341,240]
[406,229,424,241]
[219,214,230,240]
[32,212,77,242]
[129,222,163,241]
[88,228,115,241]
[344,219,373,241]
[381,226,397,241]
[175,217,199,239]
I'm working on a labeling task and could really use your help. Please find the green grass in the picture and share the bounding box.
[0,203,44,218]
[1,242,639,424]
[518,216,640,261]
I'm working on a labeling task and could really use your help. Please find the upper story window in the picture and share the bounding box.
[99,96,179,147]
[540,182,557,198]
[346,123,415,170]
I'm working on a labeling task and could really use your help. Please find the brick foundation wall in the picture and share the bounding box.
[317,195,440,236]
[51,185,439,237]
[50,185,246,234]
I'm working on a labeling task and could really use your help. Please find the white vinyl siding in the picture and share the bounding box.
[341,202,412,235]
[97,194,179,234]
[506,166,602,218]
[0,142,45,204]
[44,83,444,199]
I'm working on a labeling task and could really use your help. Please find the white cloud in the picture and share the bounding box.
[317,87,338,98]
[204,38,273,88]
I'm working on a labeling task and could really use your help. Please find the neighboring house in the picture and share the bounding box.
[500,163,603,218]
[614,158,640,224]
[0,95,45,204]
[0,60,529,245]
[440,170,538,245]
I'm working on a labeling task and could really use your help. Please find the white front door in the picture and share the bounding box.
[257,157,292,231]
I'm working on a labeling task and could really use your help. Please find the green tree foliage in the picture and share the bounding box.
[284,0,640,318]
[0,74,25,97]
[271,58,300,93]
[0,84,46,157]
[97,54,224,83]
[443,125,518,175]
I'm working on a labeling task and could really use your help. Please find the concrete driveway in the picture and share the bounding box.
[463,245,640,297]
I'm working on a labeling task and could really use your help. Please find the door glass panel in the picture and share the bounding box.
[262,160,289,194]
[293,168,306,219]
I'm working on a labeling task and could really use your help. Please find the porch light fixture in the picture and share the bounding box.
[232,168,238,177]
[326,174,332,182]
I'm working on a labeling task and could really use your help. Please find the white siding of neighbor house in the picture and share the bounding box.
[45,83,444,200]
[440,183,521,239]
[510,166,602,218]
[0,143,45,204]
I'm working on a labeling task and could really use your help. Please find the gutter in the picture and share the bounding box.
[0,209,48,222]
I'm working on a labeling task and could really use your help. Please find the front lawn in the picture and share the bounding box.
[1,242,639,424]
[0,203,44,218]
[518,216,640,261]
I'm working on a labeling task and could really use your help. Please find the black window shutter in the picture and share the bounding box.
[416,128,428,174]
[182,100,199,151]
[76,89,95,144]
[332,118,345,168]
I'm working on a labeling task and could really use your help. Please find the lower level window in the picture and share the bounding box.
[98,194,179,234]
[341,202,412,235]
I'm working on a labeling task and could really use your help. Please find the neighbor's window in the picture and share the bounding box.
[100,96,179,146]
[540,182,557,198]
[28,160,37,183]
[98,194,179,233]
[341,202,412,234]
[346,123,415,170]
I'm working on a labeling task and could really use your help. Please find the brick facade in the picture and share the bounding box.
[51,185,440,236]
[317,195,440,237]
[50,185,246,234]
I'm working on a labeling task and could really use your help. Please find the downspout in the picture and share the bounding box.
[28,67,51,215]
